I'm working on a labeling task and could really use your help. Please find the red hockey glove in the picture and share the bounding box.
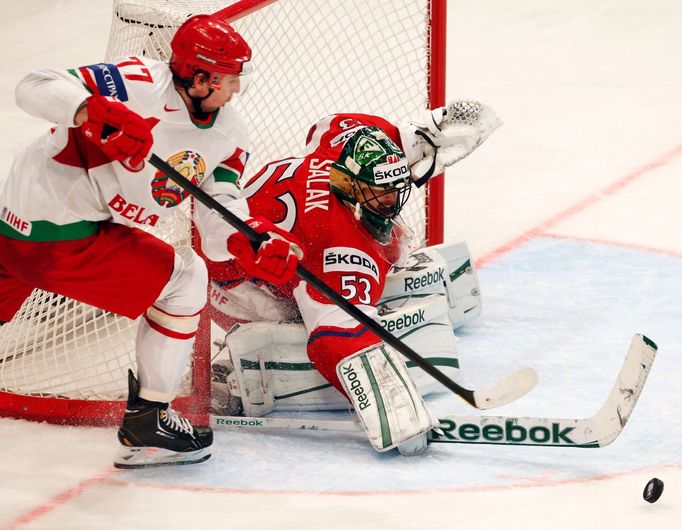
[227,217,304,284]
[81,95,153,170]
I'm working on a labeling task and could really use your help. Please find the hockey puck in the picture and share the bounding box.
[643,477,664,503]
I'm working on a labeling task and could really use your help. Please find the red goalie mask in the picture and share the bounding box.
[169,14,252,88]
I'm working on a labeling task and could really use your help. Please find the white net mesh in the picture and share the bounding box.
[0,296,135,400]
[0,0,439,409]
[106,0,433,240]
[0,205,192,401]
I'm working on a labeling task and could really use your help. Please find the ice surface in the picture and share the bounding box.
[1,1,681,528]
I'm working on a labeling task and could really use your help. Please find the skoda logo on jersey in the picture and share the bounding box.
[323,247,379,282]
[151,150,206,207]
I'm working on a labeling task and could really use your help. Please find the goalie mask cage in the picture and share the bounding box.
[0,0,446,426]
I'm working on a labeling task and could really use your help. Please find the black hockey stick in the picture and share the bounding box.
[148,154,536,409]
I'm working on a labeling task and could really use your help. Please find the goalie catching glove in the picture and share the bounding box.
[81,95,154,171]
[227,217,304,284]
[400,100,502,187]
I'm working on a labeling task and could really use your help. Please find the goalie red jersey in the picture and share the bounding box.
[212,113,414,390]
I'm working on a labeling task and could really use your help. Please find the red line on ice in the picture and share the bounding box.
[93,461,682,497]
[543,232,682,259]
[5,468,117,529]
[475,143,682,268]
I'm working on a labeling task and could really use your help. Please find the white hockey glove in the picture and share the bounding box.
[400,100,502,187]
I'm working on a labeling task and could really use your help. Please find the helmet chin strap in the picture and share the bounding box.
[184,86,214,121]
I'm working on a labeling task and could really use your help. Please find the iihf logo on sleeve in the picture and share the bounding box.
[0,205,32,236]
[151,150,206,207]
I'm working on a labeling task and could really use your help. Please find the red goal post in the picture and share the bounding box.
[0,0,446,426]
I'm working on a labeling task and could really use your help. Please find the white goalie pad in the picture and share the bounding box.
[209,279,299,323]
[212,323,340,417]
[381,241,481,328]
[336,343,439,452]
[211,294,459,417]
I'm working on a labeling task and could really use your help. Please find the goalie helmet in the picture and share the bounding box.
[169,14,252,89]
[330,127,412,243]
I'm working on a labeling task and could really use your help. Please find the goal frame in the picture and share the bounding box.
[0,0,446,426]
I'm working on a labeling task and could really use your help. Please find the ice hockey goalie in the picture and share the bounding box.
[208,111,492,455]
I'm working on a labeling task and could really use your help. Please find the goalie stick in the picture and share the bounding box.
[211,334,656,448]
[148,153,536,410]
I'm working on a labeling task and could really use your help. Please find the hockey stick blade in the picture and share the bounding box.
[431,333,657,447]
[471,366,538,410]
[212,334,656,448]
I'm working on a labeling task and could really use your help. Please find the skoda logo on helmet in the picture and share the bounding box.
[373,157,410,184]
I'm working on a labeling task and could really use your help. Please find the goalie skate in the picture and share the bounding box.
[114,370,213,469]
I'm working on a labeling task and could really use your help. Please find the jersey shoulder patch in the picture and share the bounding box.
[73,63,129,101]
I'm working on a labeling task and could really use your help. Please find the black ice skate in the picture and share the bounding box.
[114,370,213,469]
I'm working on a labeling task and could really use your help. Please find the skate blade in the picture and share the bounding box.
[113,445,211,469]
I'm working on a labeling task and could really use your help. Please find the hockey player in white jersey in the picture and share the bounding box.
[0,15,302,468]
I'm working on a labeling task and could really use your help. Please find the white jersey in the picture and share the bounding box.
[0,56,249,260]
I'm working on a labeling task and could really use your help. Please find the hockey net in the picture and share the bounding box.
[0,0,446,425]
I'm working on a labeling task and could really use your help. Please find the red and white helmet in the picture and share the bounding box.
[169,14,252,89]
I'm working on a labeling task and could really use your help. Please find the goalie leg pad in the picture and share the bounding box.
[215,322,349,416]
[211,295,460,416]
[382,242,481,329]
[379,294,459,394]
[433,242,482,328]
[336,343,438,453]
